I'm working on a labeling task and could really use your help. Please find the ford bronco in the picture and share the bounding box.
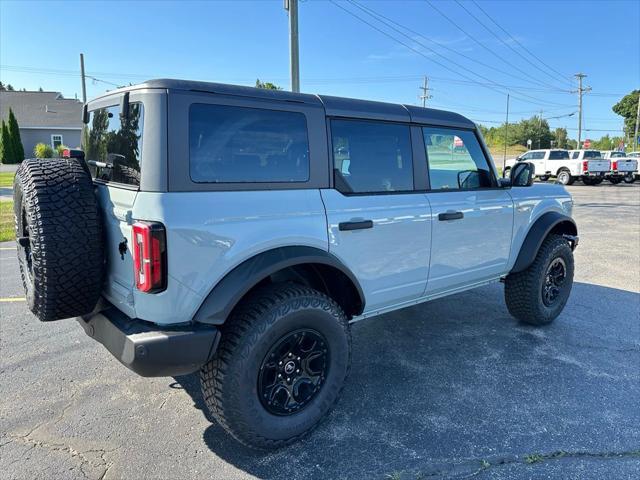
[13,79,578,449]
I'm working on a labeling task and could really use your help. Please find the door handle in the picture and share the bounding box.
[339,220,374,231]
[438,211,464,221]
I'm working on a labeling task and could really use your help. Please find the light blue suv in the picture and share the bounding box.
[13,79,578,449]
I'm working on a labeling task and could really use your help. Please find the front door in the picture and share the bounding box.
[322,119,431,312]
[421,126,514,295]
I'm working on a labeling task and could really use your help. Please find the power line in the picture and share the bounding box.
[470,0,572,87]
[348,0,569,93]
[329,1,571,108]
[453,0,572,90]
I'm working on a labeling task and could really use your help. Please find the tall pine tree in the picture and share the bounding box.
[7,108,25,162]
[0,121,16,164]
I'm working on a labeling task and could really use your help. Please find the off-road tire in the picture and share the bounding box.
[114,164,140,185]
[505,234,574,326]
[200,283,351,450]
[13,158,103,321]
[556,169,574,185]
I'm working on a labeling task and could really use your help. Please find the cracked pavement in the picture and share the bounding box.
[1,183,639,479]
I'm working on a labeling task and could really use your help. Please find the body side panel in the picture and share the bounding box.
[131,189,329,325]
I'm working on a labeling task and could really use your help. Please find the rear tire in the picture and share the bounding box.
[608,176,623,185]
[13,158,103,321]
[556,169,573,185]
[505,235,574,326]
[538,175,550,182]
[200,283,351,449]
[623,173,636,184]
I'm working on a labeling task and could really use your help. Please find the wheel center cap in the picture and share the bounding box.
[284,361,296,375]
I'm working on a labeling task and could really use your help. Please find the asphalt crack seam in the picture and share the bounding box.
[387,448,640,479]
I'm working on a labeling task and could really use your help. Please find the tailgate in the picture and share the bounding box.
[587,160,610,172]
[95,185,137,318]
[615,160,637,172]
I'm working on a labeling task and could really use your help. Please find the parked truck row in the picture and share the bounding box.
[503,149,638,185]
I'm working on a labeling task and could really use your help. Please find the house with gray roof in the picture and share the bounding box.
[0,91,83,157]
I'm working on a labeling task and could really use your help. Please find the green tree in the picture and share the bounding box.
[552,127,569,149]
[255,79,282,90]
[0,121,16,163]
[612,90,639,136]
[6,84,15,91]
[7,108,25,161]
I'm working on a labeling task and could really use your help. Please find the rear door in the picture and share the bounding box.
[321,119,431,312]
[83,101,145,317]
[421,127,514,295]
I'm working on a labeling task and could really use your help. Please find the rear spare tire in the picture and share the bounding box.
[14,158,103,321]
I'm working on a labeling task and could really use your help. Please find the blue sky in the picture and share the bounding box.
[1,0,638,140]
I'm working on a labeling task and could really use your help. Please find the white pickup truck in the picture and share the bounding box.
[600,151,637,184]
[504,149,610,185]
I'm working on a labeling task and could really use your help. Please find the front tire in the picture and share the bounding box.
[505,235,574,326]
[200,283,351,449]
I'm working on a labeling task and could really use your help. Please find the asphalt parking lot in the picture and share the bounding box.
[1,182,639,480]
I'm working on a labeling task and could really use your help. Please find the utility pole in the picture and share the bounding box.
[419,76,432,107]
[284,0,300,93]
[503,93,509,169]
[80,53,87,104]
[634,91,640,151]
[574,73,591,149]
[538,109,543,149]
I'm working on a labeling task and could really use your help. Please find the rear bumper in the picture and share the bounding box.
[77,307,220,377]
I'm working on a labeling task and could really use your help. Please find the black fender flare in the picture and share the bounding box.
[193,246,365,325]
[510,212,577,273]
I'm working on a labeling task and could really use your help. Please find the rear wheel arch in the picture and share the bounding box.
[510,212,577,274]
[193,246,365,325]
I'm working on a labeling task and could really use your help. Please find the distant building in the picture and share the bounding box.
[0,91,83,157]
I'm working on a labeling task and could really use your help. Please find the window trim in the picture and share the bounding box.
[84,101,144,189]
[420,124,500,193]
[188,102,311,184]
[328,117,418,196]
[50,134,63,149]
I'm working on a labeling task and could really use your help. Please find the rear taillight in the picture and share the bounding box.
[582,161,588,172]
[612,161,617,171]
[132,221,167,293]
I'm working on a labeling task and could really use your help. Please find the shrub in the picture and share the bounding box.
[34,143,53,158]
[55,144,69,157]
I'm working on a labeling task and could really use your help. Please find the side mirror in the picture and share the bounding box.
[510,161,535,187]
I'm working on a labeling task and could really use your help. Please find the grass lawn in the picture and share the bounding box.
[0,200,15,242]
[0,171,15,188]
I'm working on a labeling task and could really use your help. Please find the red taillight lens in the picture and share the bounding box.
[612,161,617,171]
[132,221,167,293]
[582,161,588,172]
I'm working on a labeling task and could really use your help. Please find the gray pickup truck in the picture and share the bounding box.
[13,79,578,449]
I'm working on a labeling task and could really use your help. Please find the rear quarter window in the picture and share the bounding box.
[189,104,310,183]
[83,103,144,187]
[549,151,569,160]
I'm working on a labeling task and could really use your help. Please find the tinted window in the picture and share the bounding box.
[83,103,144,186]
[571,151,579,159]
[584,150,602,158]
[189,104,309,183]
[332,120,413,193]
[531,151,546,159]
[423,127,494,190]
[549,150,569,160]
[610,151,625,158]
[520,152,531,161]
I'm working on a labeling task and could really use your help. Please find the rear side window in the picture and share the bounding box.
[189,104,310,183]
[331,119,413,193]
[549,150,569,160]
[83,103,144,187]
[423,127,494,190]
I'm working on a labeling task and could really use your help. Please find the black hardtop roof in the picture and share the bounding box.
[90,78,476,128]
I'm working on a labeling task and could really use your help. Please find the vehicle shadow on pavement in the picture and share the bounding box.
[174,281,640,480]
